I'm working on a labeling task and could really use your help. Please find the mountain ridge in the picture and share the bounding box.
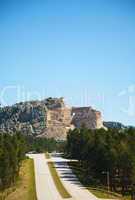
[0,97,105,139]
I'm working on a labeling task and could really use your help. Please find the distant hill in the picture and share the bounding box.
[103,121,125,129]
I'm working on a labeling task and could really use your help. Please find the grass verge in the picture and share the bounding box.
[68,161,122,199]
[87,187,121,199]
[48,161,71,198]
[45,152,51,159]
[0,158,37,200]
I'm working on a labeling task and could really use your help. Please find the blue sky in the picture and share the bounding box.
[0,0,135,125]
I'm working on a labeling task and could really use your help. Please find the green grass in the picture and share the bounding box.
[45,152,51,159]
[48,161,71,198]
[88,188,114,198]
[0,159,37,200]
[122,196,130,200]
[27,159,37,200]
[87,187,121,199]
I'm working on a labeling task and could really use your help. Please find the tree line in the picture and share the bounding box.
[65,127,135,196]
[0,132,62,190]
[0,132,26,190]
[25,135,58,153]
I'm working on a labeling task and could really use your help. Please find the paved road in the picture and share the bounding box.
[51,153,99,200]
[28,153,112,200]
[28,153,64,200]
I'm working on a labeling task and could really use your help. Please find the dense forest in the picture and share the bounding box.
[25,136,58,153]
[0,132,26,190]
[65,127,135,196]
[0,133,59,191]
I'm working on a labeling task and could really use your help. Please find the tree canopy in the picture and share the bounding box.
[65,127,135,195]
[0,132,26,190]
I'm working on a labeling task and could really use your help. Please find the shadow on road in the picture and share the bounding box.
[52,159,85,189]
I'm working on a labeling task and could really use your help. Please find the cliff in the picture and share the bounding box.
[72,107,104,129]
[0,98,105,139]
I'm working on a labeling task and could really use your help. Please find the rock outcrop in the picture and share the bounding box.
[0,98,105,139]
[72,107,104,129]
[0,100,47,136]
[46,107,72,140]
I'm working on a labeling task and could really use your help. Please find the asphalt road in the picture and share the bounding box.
[28,153,111,200]
[51,153,99,200]
[28,153,64,200]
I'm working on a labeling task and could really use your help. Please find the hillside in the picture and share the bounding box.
[0,97,105,139]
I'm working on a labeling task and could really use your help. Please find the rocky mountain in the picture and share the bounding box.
[72,107,104,129]
[0,97,105,139]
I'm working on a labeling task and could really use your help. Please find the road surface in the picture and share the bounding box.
[28,153,112,200]
[51,153,99,200]
[28,153,64,200]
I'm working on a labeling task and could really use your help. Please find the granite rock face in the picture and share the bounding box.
[0,100,47,136]
[46,107,72,140]
[72,107,104,129]
[0,98,105,139]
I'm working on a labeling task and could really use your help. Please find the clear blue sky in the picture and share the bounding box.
[0,0,135,125]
